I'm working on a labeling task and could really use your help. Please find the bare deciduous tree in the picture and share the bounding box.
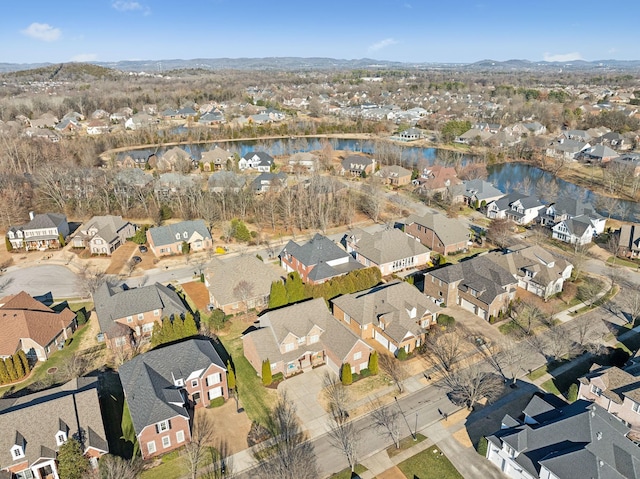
[202,440,233,479]
[625,291,640,327]
[423,330,465,372]
[77,265,107,297]
[439,361,503,410]
[253,392,318,479]
[323,372,359,472]
[233,280,255,315]
[99,454,143,479]
[379,353,407,394]
[369,399,401,449]
[183,412,215,479]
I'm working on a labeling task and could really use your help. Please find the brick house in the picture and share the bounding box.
[423,255,517,320]
[331,281,441,355]
[375,165,412,186]
[147,220,213,257]
[279,233,362,285]
[119,339,228,460]
[243,298,372,378]
[340,155,375,177]
[404,212,470,255]
[0,377,108,478]
[617,223,640,258]
[0,291,77,362]
[344,228,430,276]
[93,281,187,350]
[71,215,136,255]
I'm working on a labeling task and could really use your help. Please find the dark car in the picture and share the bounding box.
[138,245,148,253]
[132,256,142,264]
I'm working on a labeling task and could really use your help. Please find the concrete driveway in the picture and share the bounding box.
[278,365,331,437]
[1,265,81,299]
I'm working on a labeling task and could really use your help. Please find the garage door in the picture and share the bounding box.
[208,387,223,400]
[460,297,476,314]
[374,330,389,350]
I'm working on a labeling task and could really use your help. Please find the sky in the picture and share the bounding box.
[1,0,639,65]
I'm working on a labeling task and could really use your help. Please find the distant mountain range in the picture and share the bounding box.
[1,57,640,74]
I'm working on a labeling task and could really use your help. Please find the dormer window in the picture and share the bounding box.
[174,378,184,387]
[11,445,25,460]
[56,431,67,446]
[183,232,188,239]
[175,233,181,240]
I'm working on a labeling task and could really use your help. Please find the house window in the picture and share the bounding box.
[126,316,133,323]
[114,337,126,347]
[154,309,160,316]
[11,446,25,459]
[284,343,294,352]
[309,335,319,344]
[137,313,144,320]
[297,337,305,345]
[632,401,640,414]
[176,431,185,443]
[191,379,198,388]
[158,420,170,432]
[56,432,67,446]
[591,384,602,396]
[175,233,181,240]
[142,323,154,333]
[162,436,171,448]
[206,373,221,386]
[147,441,156,454]
[353,352,362,361]
[183,232,188,239]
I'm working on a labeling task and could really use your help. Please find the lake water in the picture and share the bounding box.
[117,137,639,221]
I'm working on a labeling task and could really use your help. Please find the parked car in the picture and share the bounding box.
[132,256,142,264]
[138,245,148,253]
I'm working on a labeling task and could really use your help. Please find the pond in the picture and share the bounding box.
[117,137,639,221]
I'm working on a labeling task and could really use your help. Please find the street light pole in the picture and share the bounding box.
[394,396,417,441]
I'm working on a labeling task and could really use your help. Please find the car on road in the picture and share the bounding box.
[132,256,142,264]
[138,245,148,253]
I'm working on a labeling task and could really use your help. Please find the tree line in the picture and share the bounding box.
[0,350,31,385]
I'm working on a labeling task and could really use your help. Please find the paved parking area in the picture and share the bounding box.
[444,305,505,345]
[278,365,331,437]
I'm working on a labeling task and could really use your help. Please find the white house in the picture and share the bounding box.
[238,151,274,172]
[487,193,545,226]
[552,215,597,245]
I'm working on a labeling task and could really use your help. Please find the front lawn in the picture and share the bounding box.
[140,450,188,479]
[397,446,463,479]
[330,464,368,479]
[387,433,427,457]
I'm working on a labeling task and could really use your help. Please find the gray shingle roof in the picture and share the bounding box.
[405,212,469,247]
[347,228,430,265]
[148,220,212,248]
[118,339,226,435]
[0,378,108,469]
[93,282,187,336]
[462,179,504,202]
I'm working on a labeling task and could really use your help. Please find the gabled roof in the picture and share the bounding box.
[487,399,640,479]
[11,213,67,233]
[619,224,640,253]
[547,197,602,220]
[0,378,108,468]
[461,179,504,201]
[331,281,441,343]
[346,228,430,265]
[76,215,131,245]
[341,155,374,172]
[119,339,225,434]
[93,282,187,336]
[148,220,212,247]
[0,291,76,356]
[579,365,640,405]
[555,214,594,237]
[241,151,274,166]
[405,212,469,246]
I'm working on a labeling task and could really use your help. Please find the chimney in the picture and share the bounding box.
[29,211,35,220]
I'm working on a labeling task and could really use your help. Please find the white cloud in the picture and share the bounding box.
[368,38,398,53]
[21,23,61,42]
[71,53,98,62]
[543,52,583,62]
[112,1,151,14]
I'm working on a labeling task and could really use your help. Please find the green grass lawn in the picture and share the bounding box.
[607,256,639,269]
[543,360,593,398]
[140,450,188,479]
[397,445,463,479]
[99,370,135,458]
[330,464,368,479]
[527,365,548,381]
[217,319,277,425]
[387,433,427,457]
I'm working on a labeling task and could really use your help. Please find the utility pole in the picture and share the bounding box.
[394,396,416,441]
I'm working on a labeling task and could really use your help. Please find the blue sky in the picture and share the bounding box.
[2,0,639,64]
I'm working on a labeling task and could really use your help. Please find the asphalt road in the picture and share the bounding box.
[1,264,81,298]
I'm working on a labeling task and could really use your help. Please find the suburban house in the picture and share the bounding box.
[155,147,193,172]
[611,153,640,176]
[0,377,108,479]
[119,339,228,460]
[0,291,77,362]
[71,215,136,255]
[455,128,493,145]
[279,233,362,285]
[6,212,69,251]
[340,155,375,177]
[93,282,187,350]
[243,298,372,378]
[331,280,441,354]
[205,255,282,315]
[545,138,590,161]
[450,179,504,207]
[398,127,422,141]
[552,215,598,245]
[487,244,573,300]
[412,165,462,194]
[251,172,288,193]
[617,224,640,258]
[200,147,233,171]
[486,192,545,226]
[423,255,517,320]
[539,197,606,234]
[374,165,412,186]
[404,212,470,255]
[344,228,431,276]
[578,144,619,163]
[578,365,640,434]
[238,151,274,172]
[147,220,213,257]
[485,395,640,479]
[117,151,156,169]
[288,152,319,172]
[208,171,248,193]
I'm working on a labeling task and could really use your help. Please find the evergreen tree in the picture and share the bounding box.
[183,312,198,336]
[58,233,66,247]
[341,363,353,386]
[150,320,164,347]
[227,361,236,390]
[0,359,9,384]
[285,272,306,303]
[5,236,12,252]
[262,359,272,386]
[12,353,24,379]
[17,350,30,376]
[4,356,17,381]
[162,317,175,342]
[57,438,91,479]
[172,316,186,339]
[368,351,379,375]
[75,309,87,325]
[269,280,288,308]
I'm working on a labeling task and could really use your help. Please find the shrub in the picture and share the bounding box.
[359,368,371,379]
[477,436,488,456]
[262,360,272,386]
[209,397,225,408]
[436,314,456,327]
[75,309,87,325]
[368,351,379,375]
[256,254,263,261]
[397,348,408,361]
[566,383,578,403]
[341,363,353,385]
